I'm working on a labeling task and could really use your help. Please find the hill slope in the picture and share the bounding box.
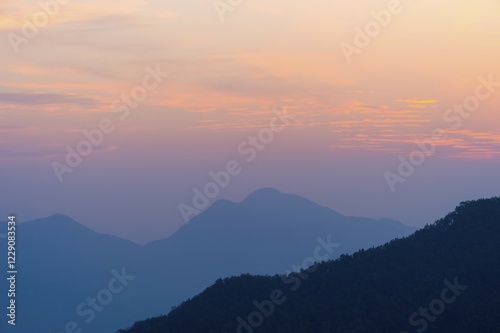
[119,197,500,333]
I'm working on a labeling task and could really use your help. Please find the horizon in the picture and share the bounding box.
[1,0,499,243]
[4,186,427,244]
[7,187,498,245]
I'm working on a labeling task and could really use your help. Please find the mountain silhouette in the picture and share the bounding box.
[118,197,500,333]
[0,188,415,333]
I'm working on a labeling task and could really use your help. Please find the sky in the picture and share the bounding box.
[1,0,499,243]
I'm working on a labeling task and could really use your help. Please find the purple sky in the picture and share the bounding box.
[1,0,499,243]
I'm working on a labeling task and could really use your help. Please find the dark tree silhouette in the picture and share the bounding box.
[118,197,500,333]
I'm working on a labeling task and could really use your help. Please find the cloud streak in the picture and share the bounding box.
[0,92,100,107]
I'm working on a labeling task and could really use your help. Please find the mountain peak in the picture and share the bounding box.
[35,214,79,225]
[242,188,341,216]
[44,213,76,222]
[22,214,92,234]
[243,187,288,202]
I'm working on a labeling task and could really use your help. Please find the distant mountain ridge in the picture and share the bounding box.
[0,188,416,333]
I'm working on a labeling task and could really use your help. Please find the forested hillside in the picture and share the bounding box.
[119,197,500,333]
